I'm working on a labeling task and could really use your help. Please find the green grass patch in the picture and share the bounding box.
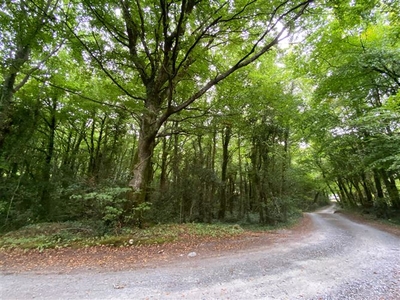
[0,221,96,250]
[0,222,246,250]
[373,215,400,227]
[338,206,400,229]
[0,216,307,251]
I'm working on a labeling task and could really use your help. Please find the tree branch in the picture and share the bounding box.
[14,42,64,93]
[135,0,155,74]
[119,0,149,84]
[158,0,313,127]
[31,74,137,114]
[64,20,145,101]
[84,2,130,47]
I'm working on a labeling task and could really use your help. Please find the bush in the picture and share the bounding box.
[70,187,131,232]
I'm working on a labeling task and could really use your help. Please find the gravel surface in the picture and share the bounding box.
[1,205,399,299]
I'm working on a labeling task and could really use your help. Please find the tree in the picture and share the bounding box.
[72,0,314,214]
[0,0,63,152]
[293,4,400,214]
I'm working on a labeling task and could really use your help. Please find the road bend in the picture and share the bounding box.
[1,206,399,299]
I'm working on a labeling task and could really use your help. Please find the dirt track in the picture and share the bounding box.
[1,206,400,299]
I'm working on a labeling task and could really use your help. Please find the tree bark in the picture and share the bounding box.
[337,177,356,207]
[218,125,231,220]
[373,169,384,199]
[159,136,169,192]
[39,97,57,220]
[380,170,400,209]
[360,172,373,207]
[206,128,217,223]
[237,135,245,220]
[129,108,160,207]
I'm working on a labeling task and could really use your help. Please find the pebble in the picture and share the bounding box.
[187,252,197,258]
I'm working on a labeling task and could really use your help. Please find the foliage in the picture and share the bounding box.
[70,187,131,230]
[1,0,398,238]
[292,1,400,216]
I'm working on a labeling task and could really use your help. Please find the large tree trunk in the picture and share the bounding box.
[129,107,160,211]
[129,133,156,201]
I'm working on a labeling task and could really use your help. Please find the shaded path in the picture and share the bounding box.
[1,207,400,299]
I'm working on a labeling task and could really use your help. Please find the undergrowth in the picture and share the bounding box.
[0,222,247,251]
[336,206,400,231]
[0,208,308,251]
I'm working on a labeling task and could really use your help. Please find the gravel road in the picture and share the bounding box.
[1,206,400,299]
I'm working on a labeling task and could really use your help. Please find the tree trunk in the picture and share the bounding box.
[371,169,388,217]
[130,133,156,199]
[159,136,169,191]
[0,74,16,151]
[380,170,400,209]
[350,178,365,207]
[93,115,107,180]
[237,135,245,220]
[63,121,86,179]
[206,129,216,223]
[0,45,31,150]
[280,127,290,197]
[195,135,204,222]
[337,177,356,207]
[218,126,231,220]
[39,97,57,220]
[129,107,160,216]
[373,169,384,199]
[360,172,373,207]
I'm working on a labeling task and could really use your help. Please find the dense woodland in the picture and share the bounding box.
[1,0,399,232]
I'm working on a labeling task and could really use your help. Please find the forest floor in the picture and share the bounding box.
[0,216,314,274]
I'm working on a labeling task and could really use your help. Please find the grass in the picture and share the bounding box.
[361,213,400,227]
[0,212,305,251]
[337,206,400,230]
[0,222,247,251]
